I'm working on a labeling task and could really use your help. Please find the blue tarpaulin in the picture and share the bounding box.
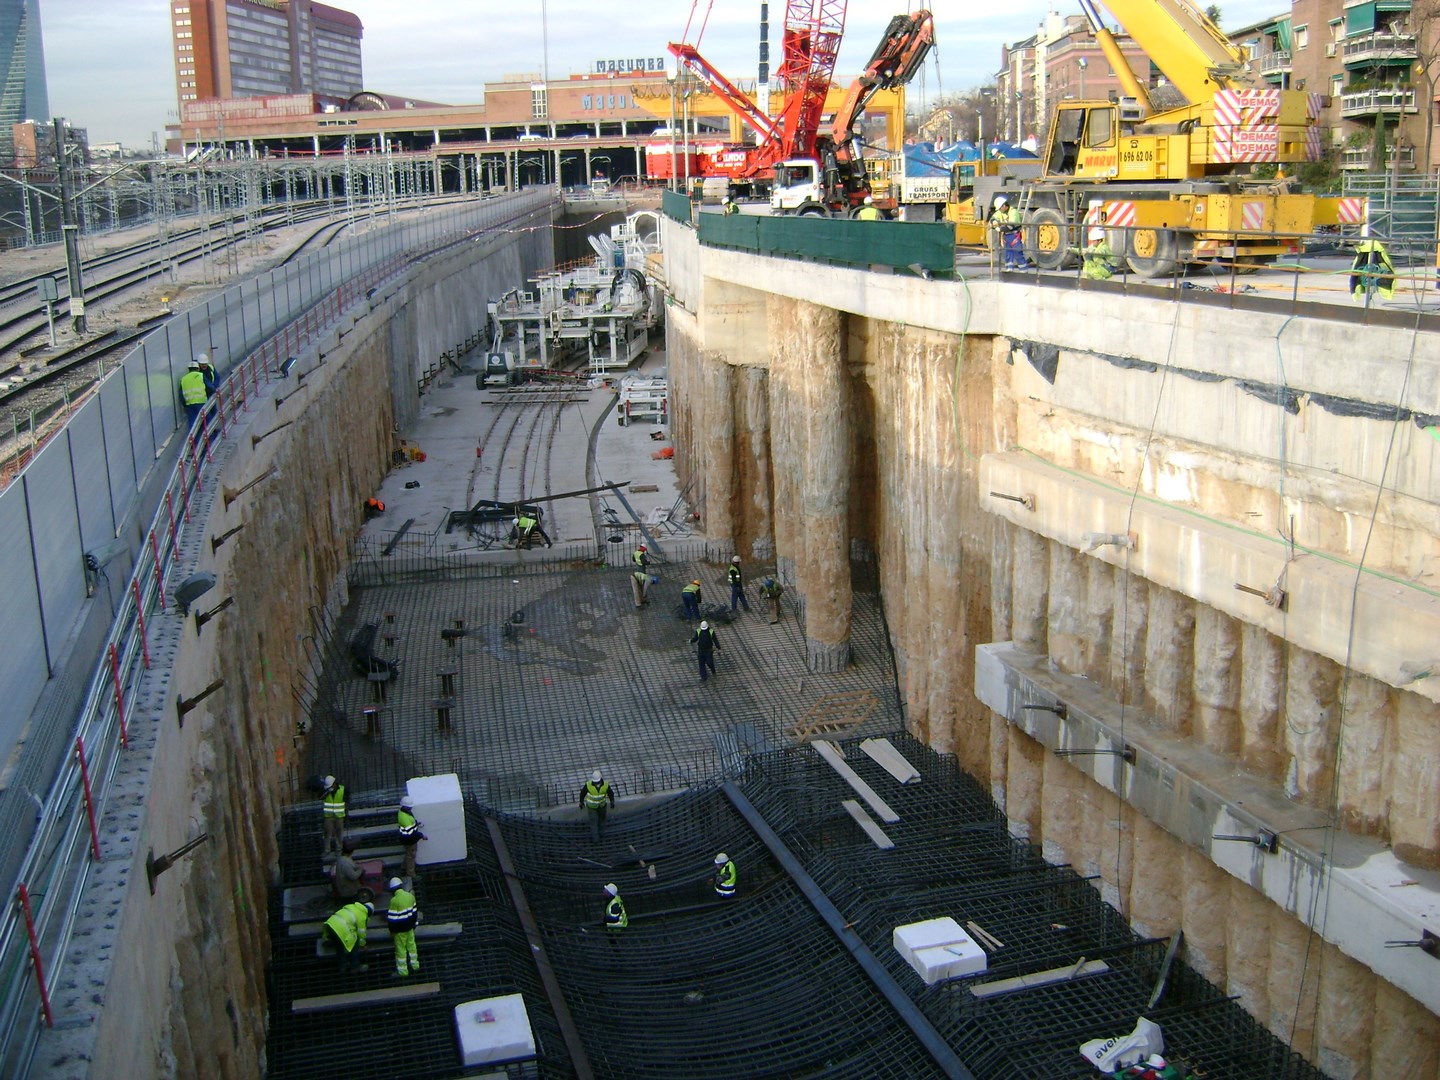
[901,141,1038,176]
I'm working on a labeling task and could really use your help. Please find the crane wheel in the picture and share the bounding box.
[1025,207,1077,271]
[1126,228,1182,278]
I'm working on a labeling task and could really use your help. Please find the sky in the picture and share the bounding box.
[41,0,1291,149]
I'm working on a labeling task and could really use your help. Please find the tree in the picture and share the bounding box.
[1408,0,1440,173]
[1205,5,1223,28]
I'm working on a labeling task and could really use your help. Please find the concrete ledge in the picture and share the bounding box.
[979,451,1440,706]
[976,641,1440,1014]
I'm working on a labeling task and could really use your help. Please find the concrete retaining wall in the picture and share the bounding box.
[57,218,550,1079]
[663,220,1440,1074]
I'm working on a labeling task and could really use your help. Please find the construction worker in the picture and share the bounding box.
[386,877,421,977]
[321,774,346,855]
[512,510,552,548]
[727,555,750,612]
[323,899,373,974]
[397,796,426,884]
[580,768,616,840]
[632,543,650,570]
[681,579,702,620]
[603,882,628,933]
[1350,239,1396,301]
[721,196,739,216]
[331,839,364,901]
[856,195,882,221]
[179,359,209,432]
[712,852,737,898]
[760,577,784,625]
[196,351,218,396]
[1080,227,1116,281]
[991,195,1030,271]
[631,566,650,608]
[690,620,720,682]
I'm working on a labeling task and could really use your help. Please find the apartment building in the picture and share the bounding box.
[997,12,1154,146]
[1237,0,1433,173]
[171,0,364,111]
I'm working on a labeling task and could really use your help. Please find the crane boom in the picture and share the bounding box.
[1089,0,1263,103]
[770,0,846,163]
[830,10,934,157]
[667,42,781,147]
[667,0,849,180]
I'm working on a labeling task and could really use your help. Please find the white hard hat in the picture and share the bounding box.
[863,195,873,205]
[1145,1056,1167,1068]
[388,876,403,891]
[197,352,209,363]
[591,769,602,783]
[188,359,202,369]
[400,795,413,809]
[731,555,741,563]
[1088,227,1105,242]
[714,852,728,865]
[603,882,619,896]
[994,194,1007,206]
[722,196,731,203]
[363,901,375,913]
[324,775,336,789]
[699,620,708,630]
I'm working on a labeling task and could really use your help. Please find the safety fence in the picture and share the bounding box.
[661,188,692,225]
[968,224,1440,322]
[0,189,557,1076]
[700,209,956,275]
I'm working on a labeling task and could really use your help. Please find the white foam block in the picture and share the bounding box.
[407,773,467,865]
[893,917,965,964]
[455,993,536,1067]
[893,918,988,984]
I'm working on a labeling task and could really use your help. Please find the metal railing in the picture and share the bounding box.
[1256,49,1291,74]
[1340,88,1418,117]
[0,190,560,1076]
[1342,32,1418,64]
[0,254,411,1075]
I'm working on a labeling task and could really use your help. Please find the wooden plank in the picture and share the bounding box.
[968,959,1110,999]
[789,690,878,741]
[814,741,900,823]
[292,982,441,1015]
[860,738,922,785]
[841,799,895,850]
[292,919,462,939]
[314,923,463,956]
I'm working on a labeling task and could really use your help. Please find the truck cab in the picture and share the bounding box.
[769,151,867,217]
[770,158,830,216]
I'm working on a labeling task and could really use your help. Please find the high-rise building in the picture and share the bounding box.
[0,0,49,160]
[171,0,363,110]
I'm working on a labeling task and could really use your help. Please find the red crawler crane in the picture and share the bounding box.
[666,0,846,185]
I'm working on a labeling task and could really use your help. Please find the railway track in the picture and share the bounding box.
[462,357,592,545]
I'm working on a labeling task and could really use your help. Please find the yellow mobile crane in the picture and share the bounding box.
[1011,0,1365,275]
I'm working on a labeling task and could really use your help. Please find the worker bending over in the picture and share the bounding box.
[603,882,628,934]
[323,900,373,974]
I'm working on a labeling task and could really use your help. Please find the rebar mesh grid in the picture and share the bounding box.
[303,557,903,811]
[267,806,570,1079]
[735,733,1330,1080]
[268,733,1331,1080]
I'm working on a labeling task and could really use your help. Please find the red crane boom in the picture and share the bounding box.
[667,0,847,177]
